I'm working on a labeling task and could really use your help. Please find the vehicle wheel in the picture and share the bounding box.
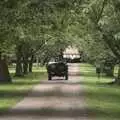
[48,74,52,80]
[65,74,68,80]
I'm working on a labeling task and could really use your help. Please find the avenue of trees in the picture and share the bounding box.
[0,0,120,84]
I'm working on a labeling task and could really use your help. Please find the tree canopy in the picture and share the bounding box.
[0,0,120,83]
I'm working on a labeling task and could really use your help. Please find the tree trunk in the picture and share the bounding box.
[29,55,34,73]
[118,64,120,79]
[15,45,23,77]
[105,66,114,77]
[23,56,28,74]
[115,64,120,84]
[15,60,23,77]
[0,53,11,83]
[59,49,64,61]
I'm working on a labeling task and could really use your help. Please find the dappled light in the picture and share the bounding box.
[80,64,120,120]
[0,64,89,120]
[0,70,47,115]
[0,0,120,119]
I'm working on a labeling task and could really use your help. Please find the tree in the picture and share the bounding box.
[84,0,120,80]
[0,0,17,82]
[13,0,74,75]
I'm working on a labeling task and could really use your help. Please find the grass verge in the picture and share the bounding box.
[80,63,120,120]
[0,67,47,114]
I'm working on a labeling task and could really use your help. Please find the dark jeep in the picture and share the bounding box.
[46,61,68,80]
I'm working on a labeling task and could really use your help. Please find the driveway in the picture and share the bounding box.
[1,63,89,120]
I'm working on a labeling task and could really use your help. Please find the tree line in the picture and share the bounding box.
[0,0,120,84]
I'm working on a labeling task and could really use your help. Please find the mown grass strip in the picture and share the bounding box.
[80,64,120,120]
[0,67,47,114]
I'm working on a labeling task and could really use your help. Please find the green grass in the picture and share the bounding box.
[0,67,47,114]
[80,64,120,120]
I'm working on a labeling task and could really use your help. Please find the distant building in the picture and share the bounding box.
[63,46,80,60]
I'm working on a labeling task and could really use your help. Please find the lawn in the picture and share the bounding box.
[80,64,120,120]
[0,66,47,114]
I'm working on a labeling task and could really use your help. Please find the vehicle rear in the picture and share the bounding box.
[47,62,68,80]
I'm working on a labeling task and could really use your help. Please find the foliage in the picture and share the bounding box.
[0,0,120,80]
